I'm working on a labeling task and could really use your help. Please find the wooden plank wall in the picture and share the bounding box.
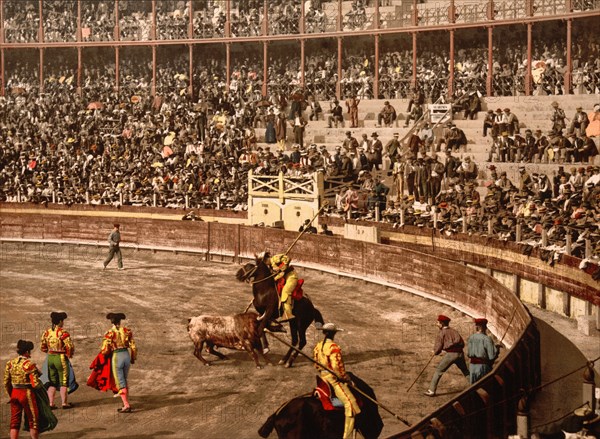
[1,208,542,438]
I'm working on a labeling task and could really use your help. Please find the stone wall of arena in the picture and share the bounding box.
[0,203,549,438]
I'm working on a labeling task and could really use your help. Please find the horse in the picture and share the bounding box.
[258,372,384,439]
[235,252,324,367]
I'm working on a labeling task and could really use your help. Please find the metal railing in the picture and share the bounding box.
[340,77,373,100]
[532,0,568,15]
[416,5,450,26]
[268,4,301,36]
[454,2,488,23]
[304,76,338,102]
[192,13,226,39]
[378,77,413,100]
[231,15,263,37]
[572,0,600,11]
[455,75,487,96]
[4,0,600,44]
[417,76,449,103]
[380,8,413,29]
[495,0,528,20]
[492,74,518,96]
[304,8,336,34]
[573,68,600,94]
[266,81,297,100]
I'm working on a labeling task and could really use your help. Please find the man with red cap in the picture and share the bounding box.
[424,315,469,397]
[467,318,498,384]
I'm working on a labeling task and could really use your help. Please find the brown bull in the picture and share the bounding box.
[187,312,284,368]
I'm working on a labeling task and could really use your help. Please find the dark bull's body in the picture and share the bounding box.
[188,312,283,368]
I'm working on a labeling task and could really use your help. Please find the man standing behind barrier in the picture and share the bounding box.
[424,315,470,397]
[467,318,498,384]
[313,323,360,439]
[103,223,123,270]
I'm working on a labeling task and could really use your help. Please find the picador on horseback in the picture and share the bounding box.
[266,252,299,323]
[235,251,323,368]
[258,322,384,439]
[314,323,360,439]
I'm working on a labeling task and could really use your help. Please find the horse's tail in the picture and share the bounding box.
[257,413,276,438]
[312,307,324,330]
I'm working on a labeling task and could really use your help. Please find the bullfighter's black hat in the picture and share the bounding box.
[106,312,126,322]
[50,312,68,325]
[17,340,34,354]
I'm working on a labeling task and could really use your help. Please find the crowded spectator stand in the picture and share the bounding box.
[1,0,599,99]
[0,0,598,263]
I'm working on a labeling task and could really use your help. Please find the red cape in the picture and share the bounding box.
[87,352,118,393]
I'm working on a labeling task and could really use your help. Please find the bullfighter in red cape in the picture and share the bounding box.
[87,313,137,413]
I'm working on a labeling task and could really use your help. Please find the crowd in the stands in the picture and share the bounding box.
[1,10,599,259]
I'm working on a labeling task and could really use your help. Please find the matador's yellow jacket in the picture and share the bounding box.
[41,327,74,357]
[101,326,137,361]
[4,356,42,395]
[314,339,350,382]
[313,339,360,418]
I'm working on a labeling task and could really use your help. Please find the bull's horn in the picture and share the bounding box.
[256,311,267,321]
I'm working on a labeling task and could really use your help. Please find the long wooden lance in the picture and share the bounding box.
[406,353,435,393]
[284,201,329,256]
[247,201,329,289]
[498,305,519,346]
[265,330,412,427]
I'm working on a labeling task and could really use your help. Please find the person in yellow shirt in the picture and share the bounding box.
[313,323,360,439]
[101,313,137,413]
[40,311,74,409]
[267,253,297,322]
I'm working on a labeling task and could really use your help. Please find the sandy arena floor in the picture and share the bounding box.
[0,242,479,439]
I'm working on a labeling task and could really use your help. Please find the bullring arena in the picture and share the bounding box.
[0,207,597,438]
[0,238,480,438]
[1,0,600,438]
